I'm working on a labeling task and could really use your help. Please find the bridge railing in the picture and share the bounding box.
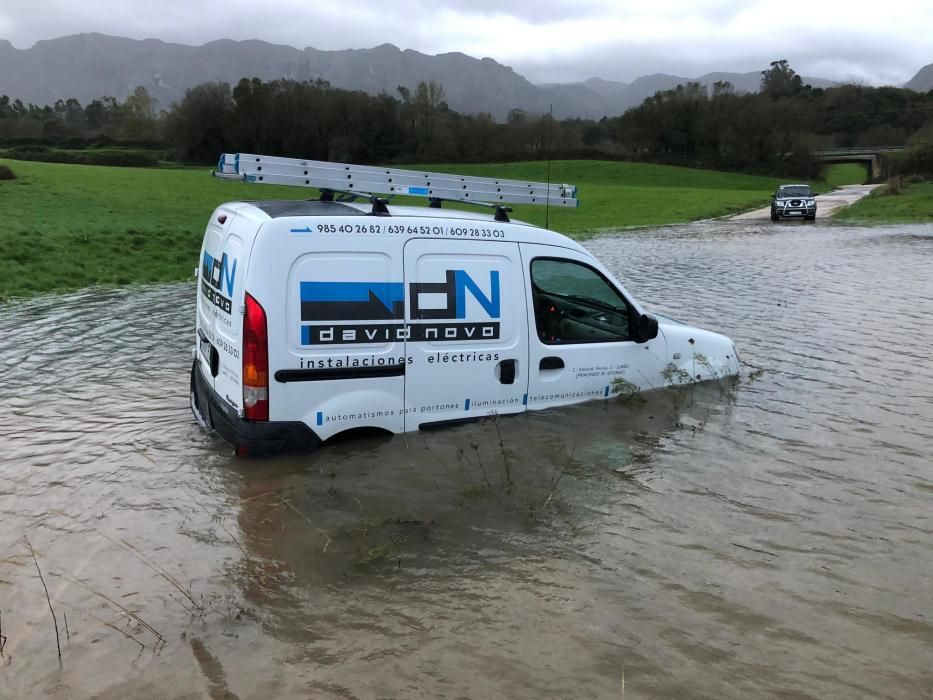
[813,147,905,156]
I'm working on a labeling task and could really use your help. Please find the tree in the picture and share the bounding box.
[63,98,85,128]
[711,80,735,99]
[412,81,447,153]
[85,96,121,133]
[230,78,274,152]
[166,82,234,162]
[122,86,158,139]
[761,60,804,99]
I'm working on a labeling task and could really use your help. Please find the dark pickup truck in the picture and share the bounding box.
[771,184,817,221]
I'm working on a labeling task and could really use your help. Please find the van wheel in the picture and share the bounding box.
[190,360,212,430]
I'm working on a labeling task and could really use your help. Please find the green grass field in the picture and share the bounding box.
[404,160,811,234]
[0,157,817,301]
[834,181,933,223]
[821,163,868,189]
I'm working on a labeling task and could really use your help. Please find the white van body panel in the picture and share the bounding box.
[657,317,739,383]
[402,238,528,429]
[192,200,739,453]
[250,219,407,438]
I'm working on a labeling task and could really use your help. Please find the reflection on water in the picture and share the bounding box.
[1,221,932,698]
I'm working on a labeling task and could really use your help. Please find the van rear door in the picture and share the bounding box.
[402,239,528,429]
[196,207,240,396]
[275,236,406,438]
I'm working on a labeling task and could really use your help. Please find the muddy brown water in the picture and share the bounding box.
[1,220,932,699]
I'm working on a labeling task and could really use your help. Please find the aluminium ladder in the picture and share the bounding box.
[214,153,579,210]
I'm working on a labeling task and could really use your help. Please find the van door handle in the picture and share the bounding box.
[498,359,516,385]
[539,356,564,370]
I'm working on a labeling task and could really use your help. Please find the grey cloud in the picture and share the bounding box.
[0,0,928,87]
[514,27,923,86]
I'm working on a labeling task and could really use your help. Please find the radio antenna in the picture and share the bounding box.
[545,103,553,230]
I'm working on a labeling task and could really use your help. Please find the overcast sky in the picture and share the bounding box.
[1,0,930,85]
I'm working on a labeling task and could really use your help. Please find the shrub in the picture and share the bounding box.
[905,139,933,177]
[0,164,15,180]
[83,151,160,167]
[2,147,159,168]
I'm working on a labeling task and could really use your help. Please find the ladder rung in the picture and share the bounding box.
[240,171,579,207]
[224,153,576,198]
[243,160,573,199]
[216,153,579,207]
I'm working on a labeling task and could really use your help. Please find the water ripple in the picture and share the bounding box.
[1,224,933,698]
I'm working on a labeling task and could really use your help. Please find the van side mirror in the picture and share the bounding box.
[635,313,659,343]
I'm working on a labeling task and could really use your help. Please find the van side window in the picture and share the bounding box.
[531,258,632,344]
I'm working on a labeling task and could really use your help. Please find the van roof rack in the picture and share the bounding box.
[213,153,579,222]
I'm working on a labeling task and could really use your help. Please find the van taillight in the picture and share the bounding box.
[242,292,269,421]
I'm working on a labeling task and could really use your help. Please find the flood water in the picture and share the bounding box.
[2,220,932,699]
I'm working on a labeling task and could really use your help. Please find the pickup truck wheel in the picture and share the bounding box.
[805,215,816,221]
[770,211,779,222]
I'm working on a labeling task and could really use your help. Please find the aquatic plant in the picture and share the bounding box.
[661,362,693,386]
[610,376,642,401]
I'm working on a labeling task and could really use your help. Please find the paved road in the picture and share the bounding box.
[729,184,881,221]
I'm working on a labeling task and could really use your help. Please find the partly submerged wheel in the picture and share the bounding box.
[770,210,779,222]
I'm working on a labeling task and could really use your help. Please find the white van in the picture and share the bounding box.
[191,155,739,455]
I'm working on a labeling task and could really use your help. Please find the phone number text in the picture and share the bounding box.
[311,223,506,238]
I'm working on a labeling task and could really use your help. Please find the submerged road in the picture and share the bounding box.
[729,183,881,221]
[3,220,933,699]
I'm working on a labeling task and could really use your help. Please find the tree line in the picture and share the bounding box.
[0,86,159,142]
[1,60,932,178]
[598,61,933,177]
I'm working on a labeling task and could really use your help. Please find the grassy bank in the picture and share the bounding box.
[0,157,809,301]
[834,181,933,223]
[405,160,808,233]
[822,163,868,189]
[0,160,305,300]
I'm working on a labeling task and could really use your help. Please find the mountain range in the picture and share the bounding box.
[0,34,929,120]
[905,62,933,92]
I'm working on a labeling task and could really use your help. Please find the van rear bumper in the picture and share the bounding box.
[191,361,322,456]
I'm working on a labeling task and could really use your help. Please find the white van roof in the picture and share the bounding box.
[226,200,588,251]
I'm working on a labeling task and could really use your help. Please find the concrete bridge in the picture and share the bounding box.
[812,147,905,180]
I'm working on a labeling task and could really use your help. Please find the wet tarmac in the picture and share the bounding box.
[728,183,881,221]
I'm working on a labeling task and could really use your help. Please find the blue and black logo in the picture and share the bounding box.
[300,281,405,321]
[201,251,237,314]
[300,270,501,345]
[410,270,500,320]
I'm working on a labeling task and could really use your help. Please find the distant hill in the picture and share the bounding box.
[0,34,573,120]
[0,33,845,120]
[905,63,933,91]
[551,70,839,115]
